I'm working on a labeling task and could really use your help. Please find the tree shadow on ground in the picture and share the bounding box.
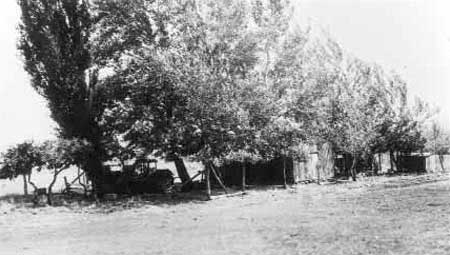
[2,173,448,214]
[0,193,35,205]
[0,189,230,213]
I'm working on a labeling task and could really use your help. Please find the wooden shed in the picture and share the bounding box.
[216,143,336,186]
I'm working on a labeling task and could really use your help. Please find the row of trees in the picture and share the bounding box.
[1,0,441,197]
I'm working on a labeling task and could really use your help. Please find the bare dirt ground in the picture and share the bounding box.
[1,174,450,255]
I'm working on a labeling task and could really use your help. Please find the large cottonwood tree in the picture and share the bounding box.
[17,0,164,190]
[18,0,105,185]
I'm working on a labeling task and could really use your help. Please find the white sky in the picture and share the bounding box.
[0,0,450,151]
[0,1,56,152]
[296,0,450,125]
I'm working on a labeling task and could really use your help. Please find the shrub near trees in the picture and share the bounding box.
[39,139,93,205]
[0,139,92,204]
[10,0,438,201]
[0,142,44,195]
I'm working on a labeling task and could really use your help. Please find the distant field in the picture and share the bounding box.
[1,174,450,255]
[0,167,79,196]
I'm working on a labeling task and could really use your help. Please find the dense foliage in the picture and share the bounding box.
[13,0,440,196]
[0,141,44,194]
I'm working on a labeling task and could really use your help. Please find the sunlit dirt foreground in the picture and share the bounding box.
[1,174,450,255]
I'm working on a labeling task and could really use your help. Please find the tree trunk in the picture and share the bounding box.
[47,169,63,205]
[210,163,228,194]
[389,150,395,172]
[81,125,105,198]
[47,173,58,205]
[28,173,37,192]
[84,154,104,197]
[316,156,321,185]
[205,164,211,200]
[394,151,401,172]
[369,154,376,176]
[174,156,191,184]
[343,154,348,178]
[264,43,270,85]
[439,154,445,172]
[242,161,246,192]
[331,147,336,178]
[350,154,358,181]
[378,154,382,174]
[22,174,28,195]
[77,167,88,197]
[282,156,287,189]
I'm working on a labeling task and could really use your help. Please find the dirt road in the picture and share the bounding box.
[1,175,450,255]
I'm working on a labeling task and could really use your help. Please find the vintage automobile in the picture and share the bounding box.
[101,158,174,195]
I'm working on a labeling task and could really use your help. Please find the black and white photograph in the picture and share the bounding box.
[1,0,450,254]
